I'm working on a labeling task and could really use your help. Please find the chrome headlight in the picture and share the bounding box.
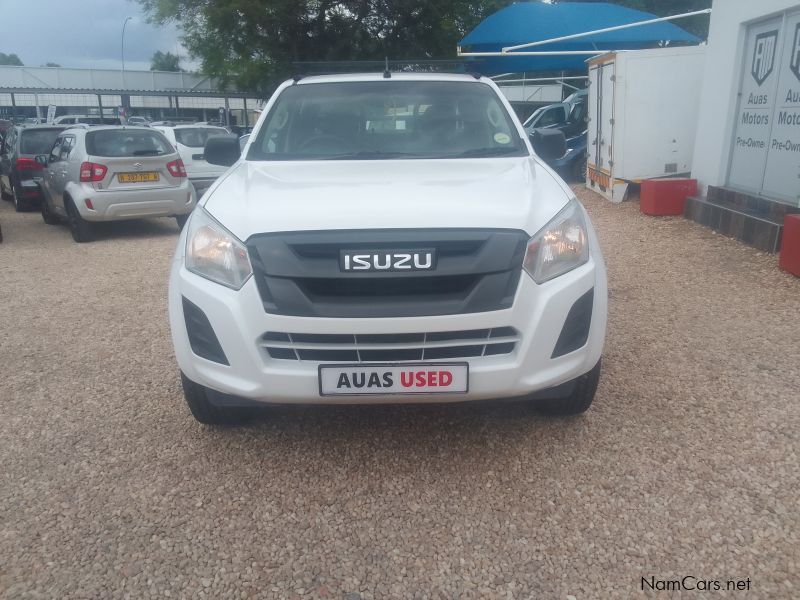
[523,199,589,283]
[185,208,252,290]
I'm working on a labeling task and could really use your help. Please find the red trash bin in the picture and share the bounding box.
[640,178,697,216]
[779,214,800,277]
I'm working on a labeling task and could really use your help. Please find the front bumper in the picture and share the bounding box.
[168,227,607,405]
[71,181,195,221]
[18,178,44,202]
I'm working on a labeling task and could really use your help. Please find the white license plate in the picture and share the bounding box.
[319,363,469,396]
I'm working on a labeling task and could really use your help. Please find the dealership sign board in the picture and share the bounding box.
[729,13,800,206]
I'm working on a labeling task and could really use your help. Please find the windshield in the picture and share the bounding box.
[247,80,527,160]
[523,108,543,128]
[174,127,228,148]
[20,129,63,154]
[86,129,174,157]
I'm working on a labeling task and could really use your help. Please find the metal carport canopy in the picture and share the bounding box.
[458,2,701,74]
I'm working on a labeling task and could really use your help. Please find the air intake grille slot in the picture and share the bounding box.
[260,328,520,362]
[182,297,229,365]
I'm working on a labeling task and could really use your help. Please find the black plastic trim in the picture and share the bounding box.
[551,288,594,358]
[182,297,229,365]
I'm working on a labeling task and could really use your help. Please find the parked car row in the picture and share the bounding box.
[0,121,235,242]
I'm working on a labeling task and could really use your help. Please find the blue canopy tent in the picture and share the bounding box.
[458,2,702,75]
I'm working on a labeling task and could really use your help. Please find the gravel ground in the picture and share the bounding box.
[0,188,798,600]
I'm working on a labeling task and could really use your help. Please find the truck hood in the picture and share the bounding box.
[203,157,572,241]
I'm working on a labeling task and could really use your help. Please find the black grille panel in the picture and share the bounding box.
[260,328,520,363]
[246,229,528,318]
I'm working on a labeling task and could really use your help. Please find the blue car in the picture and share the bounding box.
[548,130,587,182]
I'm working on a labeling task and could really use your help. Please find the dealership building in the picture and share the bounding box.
[688,0,800,252]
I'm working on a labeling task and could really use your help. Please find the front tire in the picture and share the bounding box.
[0,180,12,201]
[66,199,94,243]
[180,372,254,425]
[535,360,601,416]
[41,195,59,224]
[12,186,28,212]
[573,154,587,183]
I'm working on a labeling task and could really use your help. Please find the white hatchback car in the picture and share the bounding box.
[151,124,230,198]
[168,73,607,424]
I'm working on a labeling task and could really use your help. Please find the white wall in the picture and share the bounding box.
[497,83,563,103]
[691,0,800,194]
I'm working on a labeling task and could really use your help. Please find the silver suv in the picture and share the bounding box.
[38,126,195,242]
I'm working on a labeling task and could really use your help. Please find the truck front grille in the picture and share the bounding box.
[245,229,528,318]
[259,327,519,362]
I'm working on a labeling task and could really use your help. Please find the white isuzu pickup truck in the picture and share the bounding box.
[168,72,607,424]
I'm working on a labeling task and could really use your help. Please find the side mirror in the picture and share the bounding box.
[204,135,241,167]
[35,154,48,166]
[530,128,567,161]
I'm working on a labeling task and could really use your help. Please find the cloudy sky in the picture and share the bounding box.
[0,0,200,71]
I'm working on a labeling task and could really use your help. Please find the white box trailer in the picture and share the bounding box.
[586,46,706,202]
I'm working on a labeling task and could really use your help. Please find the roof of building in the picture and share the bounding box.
[460,2,701,73]
[0,65,253,97]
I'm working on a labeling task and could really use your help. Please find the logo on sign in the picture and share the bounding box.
[791,23,800,82]
[340,249,436,272]
[752,30,779,86]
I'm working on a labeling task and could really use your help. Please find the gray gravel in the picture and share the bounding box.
[1,188,798,599]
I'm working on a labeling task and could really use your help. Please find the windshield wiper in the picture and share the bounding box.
[446,146,522,158]
[133,149,164,156]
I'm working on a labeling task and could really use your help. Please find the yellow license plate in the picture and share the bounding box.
[118,172,159,183]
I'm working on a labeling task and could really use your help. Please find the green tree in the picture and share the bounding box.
[138,0,508,92]
[0,53,24,66]
[43,62,61,67]
[150,50,182,71]
[138,0,711,92]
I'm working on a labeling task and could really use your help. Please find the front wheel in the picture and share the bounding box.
[573,154,588,183]
[12,186,28,212]
[0,180,12,201]
[180,372,255,425]
[535,360,601,416]
[41,195,59,224]
[66,199,94,243]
